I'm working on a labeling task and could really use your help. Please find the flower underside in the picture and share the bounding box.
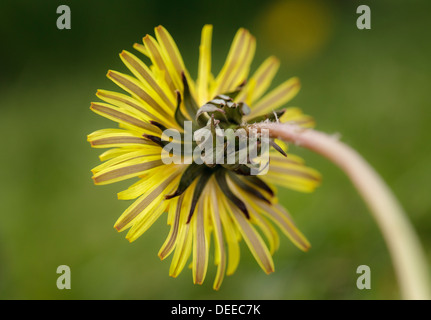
[149,72,294,224]
[88,25,321,289]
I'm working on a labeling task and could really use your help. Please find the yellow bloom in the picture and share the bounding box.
[88,25,320,290]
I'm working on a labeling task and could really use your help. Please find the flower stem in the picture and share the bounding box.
[257,122,430,300]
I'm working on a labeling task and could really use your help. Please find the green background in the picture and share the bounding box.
[1,0,430,299]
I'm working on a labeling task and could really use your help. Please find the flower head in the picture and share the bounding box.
[88,25,320,289]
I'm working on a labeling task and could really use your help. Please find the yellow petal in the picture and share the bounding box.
[211,28,255,96]
[125,171,180,242]
[247,77,301,119]
[261,201,310,251]
[279,107,315,128]
[92,154,162,185]
[91,149,159,175]
[107,70,175,119]
[215,184,240,276]
[223,33,255,94]
[249,205,280,255]
[126,200,169,242]
[154,25,195,96]
[192,197,209,285]
[90,102,157,134]
[133,42,150,57]
[120,50,176,110]
[207,180,227,290]
[158,194,185,260]
[169,213,193,277]
[88,128,158,149]
[225,198,274,274]
[240,191,310,252]
[266,154,321,192]
[142,34,177,93]
[235,56,280,104]
[196,24,213,105]
[97,147,134,162]
[114,165,181,231]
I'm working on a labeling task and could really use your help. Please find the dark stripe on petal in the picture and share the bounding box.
[269,140,287,157]
[181,72,199,121]
[107,71,172,119]
[230,205,274,274]
[115,171,179,231]
[155,26,186,77]
[244,176,274,196]
[216,169,249,219]
[91,136,156,147]
[252,78,300,115]
[120,50,175,109]
[186,169,213,223]
[165,163,206,200]
[142,35,176,93]
[269,166,321,182]
[96,90,164,124]
[227,172,271,204]
[174,90,188,126]
[158,195,184,259]
[142,134,166,147]
[194,198,207,284]
[93,159,163,185]
[90,103,154,131]
[149,120,168,132]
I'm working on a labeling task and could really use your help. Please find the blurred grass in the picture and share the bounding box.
[1,0,430,299]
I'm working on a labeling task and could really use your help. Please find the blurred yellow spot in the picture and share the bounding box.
[259,0,334,64]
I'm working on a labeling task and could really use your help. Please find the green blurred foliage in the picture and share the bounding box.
[0,0,430,299]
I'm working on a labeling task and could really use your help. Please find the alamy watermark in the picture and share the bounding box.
[56,5,71,30]
[56,265,71,290]
[357,5,371,30]
[356,265,371,290]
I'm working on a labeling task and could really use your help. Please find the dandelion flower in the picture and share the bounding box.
[88,25,321,289]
